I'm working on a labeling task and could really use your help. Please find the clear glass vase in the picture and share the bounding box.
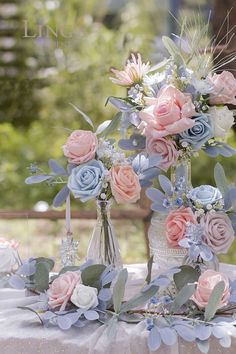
[182,255,219,274]
[86,199,123,270]
[171,158,192,192]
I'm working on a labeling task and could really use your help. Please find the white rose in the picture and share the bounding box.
[70,284,99,310]
[209,106,234,139]
[0,246,18,273]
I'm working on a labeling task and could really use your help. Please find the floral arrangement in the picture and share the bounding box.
[26,116,160,207]
[2,248,236,354]
[146,163,236,267]
[108,28,236,170]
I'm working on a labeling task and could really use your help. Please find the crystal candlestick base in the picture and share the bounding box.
[60,232,79,267]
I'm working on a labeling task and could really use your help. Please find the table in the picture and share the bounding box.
[1,263,236,354]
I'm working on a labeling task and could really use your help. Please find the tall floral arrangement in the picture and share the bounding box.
[108,21,236,171]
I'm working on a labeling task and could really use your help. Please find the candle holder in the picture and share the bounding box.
[60,231,79,267]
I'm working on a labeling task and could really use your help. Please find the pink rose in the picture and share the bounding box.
[165,207,197,247]
[63,130,98,165]
[192,270,230,309]
[139,85,196,138]
[110,165,141,204]
[208,71,236,105]
[47,271,81,311]
[200,212,235,254]
[146,134,180,171]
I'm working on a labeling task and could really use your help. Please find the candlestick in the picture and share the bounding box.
[60,194,79,267]
[65,194,71,234]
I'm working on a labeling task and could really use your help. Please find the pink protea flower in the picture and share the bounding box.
[110,53,150,87]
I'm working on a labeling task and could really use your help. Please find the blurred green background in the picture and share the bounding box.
[0,0,236,265]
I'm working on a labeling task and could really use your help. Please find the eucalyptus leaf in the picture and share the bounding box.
[148,326,161,351]
[107,97,132,112]
[53,186,70,207]
[35,257,54,272]
[146,187,165,203]
[174,265,200,291]
[9,275,26,289]
[171,283,196,313]
[196,339,210,354]
[118,312,143,324]
[120,285,158,313]
[219,335,231,348]
[98,288,112,302]
[57,314,74,330]
[69,103,94,129]
[34,262,50,292]
[96,120,112,135]
[145,256,154,284]
[174,324,196,342]
[159,327,177,346]
[158,175,173,196]
[99,112,122,137]
[204,281,225,321]
[113,269,128,313]
[106,315,118,340]
[59,266,80,275]
[48,159,67,176]
[25,175,52,184]
[81,264,106,290]
[214,163,228,195]
[84,310,99,321]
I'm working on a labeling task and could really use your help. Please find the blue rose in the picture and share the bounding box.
[188,185,223,208]
[179,115,213,150]
[68,160,105,202]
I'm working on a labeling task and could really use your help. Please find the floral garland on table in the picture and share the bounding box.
[0,244,236,354]
[108,28,236,168]
[146,162,236,269]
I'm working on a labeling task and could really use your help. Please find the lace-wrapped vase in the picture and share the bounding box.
[148,159,191,272]
[148,213,188,272]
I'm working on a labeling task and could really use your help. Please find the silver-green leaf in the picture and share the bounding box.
[113,269,128,313]
[214,163,228,195]
[204,281,225,322]
[171,283,196,313]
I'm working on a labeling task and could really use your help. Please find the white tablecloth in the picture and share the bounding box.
[1,263,236,354]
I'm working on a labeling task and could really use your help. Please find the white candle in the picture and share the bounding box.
[65,194,71,234]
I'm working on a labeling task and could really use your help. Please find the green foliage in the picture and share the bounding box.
[171,283,196,313]
[174,265,200,291]
[113,268,128,313]
[31,257,55,292]
[204,281,225,321]
[81,264,106,289]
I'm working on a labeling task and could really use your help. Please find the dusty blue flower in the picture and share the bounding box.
[179,114,213,150]
[68,160,105,202]
[188,185,222,208]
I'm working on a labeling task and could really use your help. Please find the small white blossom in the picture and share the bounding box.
[206,204,213,210]
[100,193,107,200]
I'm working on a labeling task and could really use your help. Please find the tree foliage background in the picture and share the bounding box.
[0,0,235,210]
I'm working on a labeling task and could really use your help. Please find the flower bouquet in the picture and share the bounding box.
[147,162,236,272]
[26,115,160,268]
[108,24,236,187]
